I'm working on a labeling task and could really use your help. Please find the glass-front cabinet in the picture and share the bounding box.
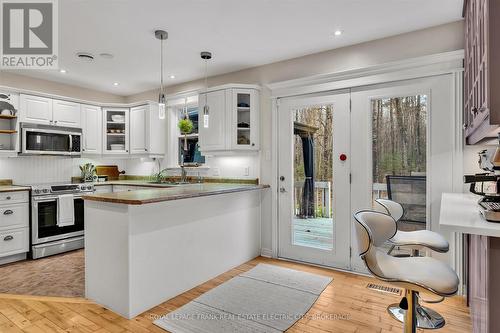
[102,108,129,154]
[198,85,260,153]
[232,89,259,150]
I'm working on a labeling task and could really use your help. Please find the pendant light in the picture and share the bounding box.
[201,51,212,128]
[155,30,168,120]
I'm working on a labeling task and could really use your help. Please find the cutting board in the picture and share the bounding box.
[95,165,125,181]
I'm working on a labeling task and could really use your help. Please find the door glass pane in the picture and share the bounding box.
[371,95,427,232]
[293,105,333,250]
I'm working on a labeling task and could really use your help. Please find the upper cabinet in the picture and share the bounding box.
[130,103,166,156]
[82,105,102,155]
[103,108,129,154]
[52,100,81,127]
[130,105,147,154]
[198,89,229,151]
[19,94,52,125]
[464,0,500,144]
[17,92,166,157]
[19,94,81,128]
[199,84,260,153]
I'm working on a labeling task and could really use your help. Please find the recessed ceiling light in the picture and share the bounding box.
[169,75,176,79]
[99,53,114,59]
[334,30,343,36]
[113,82,119,86]
[59,69,67,73]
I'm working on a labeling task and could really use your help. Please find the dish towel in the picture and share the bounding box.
[57,194,75,227]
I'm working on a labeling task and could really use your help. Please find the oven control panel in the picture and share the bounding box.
[31,183,95,196]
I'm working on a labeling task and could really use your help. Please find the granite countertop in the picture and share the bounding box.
[0,185,31,192]
[83,183,270,205]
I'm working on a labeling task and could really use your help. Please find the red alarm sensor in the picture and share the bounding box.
[339,154,347,161]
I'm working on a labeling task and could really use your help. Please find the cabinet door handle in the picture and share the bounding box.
[5,196,11,200]
[3,210,13,215]
[3,235,13,241]
[251,143,255,147]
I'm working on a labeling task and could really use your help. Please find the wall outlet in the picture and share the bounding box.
[244,167,250,176]
[213,167,220,176]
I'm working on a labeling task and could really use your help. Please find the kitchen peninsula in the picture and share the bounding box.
[83,183,269,318]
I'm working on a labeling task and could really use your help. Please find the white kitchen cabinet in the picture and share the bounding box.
[52,99,81,128]
[130,105,147,154]
[130,103,166,156]
[94,185,113,193]
[20,94,53,125]
[82,105,102,155]
[231,88,259,150]
[103,108,129,154]
[198,85,260,153]
[198,89,229,151]
[20,94,82,128]
[0,191,29,265]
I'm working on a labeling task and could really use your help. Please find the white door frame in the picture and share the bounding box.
[277,92,351,269]
[268,51,464,288]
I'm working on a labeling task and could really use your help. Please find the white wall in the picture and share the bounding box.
[0,156,126,184]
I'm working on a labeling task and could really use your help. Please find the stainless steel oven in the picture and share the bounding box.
[21,123,82,156]
[30,183,94,258]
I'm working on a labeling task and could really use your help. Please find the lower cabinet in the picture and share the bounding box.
[468,234,500,333]
[0,191,29,264]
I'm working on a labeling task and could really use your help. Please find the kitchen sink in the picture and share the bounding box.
[148,181,191,185]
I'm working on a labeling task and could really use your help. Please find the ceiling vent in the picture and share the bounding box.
[76,52,95,62]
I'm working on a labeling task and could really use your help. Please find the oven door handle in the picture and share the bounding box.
[33,195,83,202]
[69,134,73,152]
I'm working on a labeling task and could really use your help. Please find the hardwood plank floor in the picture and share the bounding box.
[0,257,471,332]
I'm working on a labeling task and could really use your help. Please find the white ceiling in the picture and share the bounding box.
[7,0,463,96]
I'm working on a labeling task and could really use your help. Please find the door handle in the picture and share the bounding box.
[3,235,13,241]
[3,210,13,215]
[280,187,287,193]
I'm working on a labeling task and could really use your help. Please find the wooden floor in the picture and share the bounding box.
[0,257,471,333]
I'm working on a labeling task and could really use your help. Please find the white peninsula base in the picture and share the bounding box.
[84,189,263,319]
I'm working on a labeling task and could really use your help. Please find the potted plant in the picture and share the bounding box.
[178,117,193,151]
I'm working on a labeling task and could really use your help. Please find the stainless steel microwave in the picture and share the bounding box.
[21,123,82,156]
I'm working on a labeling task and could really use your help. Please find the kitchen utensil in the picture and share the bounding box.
[79,163,96,182]
[96,165,125,181]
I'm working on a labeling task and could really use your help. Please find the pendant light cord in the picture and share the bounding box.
[160,39,164,97]
[204,59,208,94]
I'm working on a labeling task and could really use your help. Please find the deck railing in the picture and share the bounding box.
[294,181,331,218]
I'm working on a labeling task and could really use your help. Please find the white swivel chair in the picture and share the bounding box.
[353,210,459,333]
[375,198,449,255]
[374,198,450,329]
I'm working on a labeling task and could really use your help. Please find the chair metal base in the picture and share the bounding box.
[388,303,445,330]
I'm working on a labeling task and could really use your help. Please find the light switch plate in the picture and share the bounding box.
[213,168,220,176]
[244,167,249,176]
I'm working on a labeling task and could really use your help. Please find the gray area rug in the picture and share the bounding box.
[154,263,332,333]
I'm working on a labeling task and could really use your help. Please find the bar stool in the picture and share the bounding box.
[353,210,459,333]
[375,198,449,255]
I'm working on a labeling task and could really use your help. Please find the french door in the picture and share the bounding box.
[277,75,455,271]
[278,91,351,269]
